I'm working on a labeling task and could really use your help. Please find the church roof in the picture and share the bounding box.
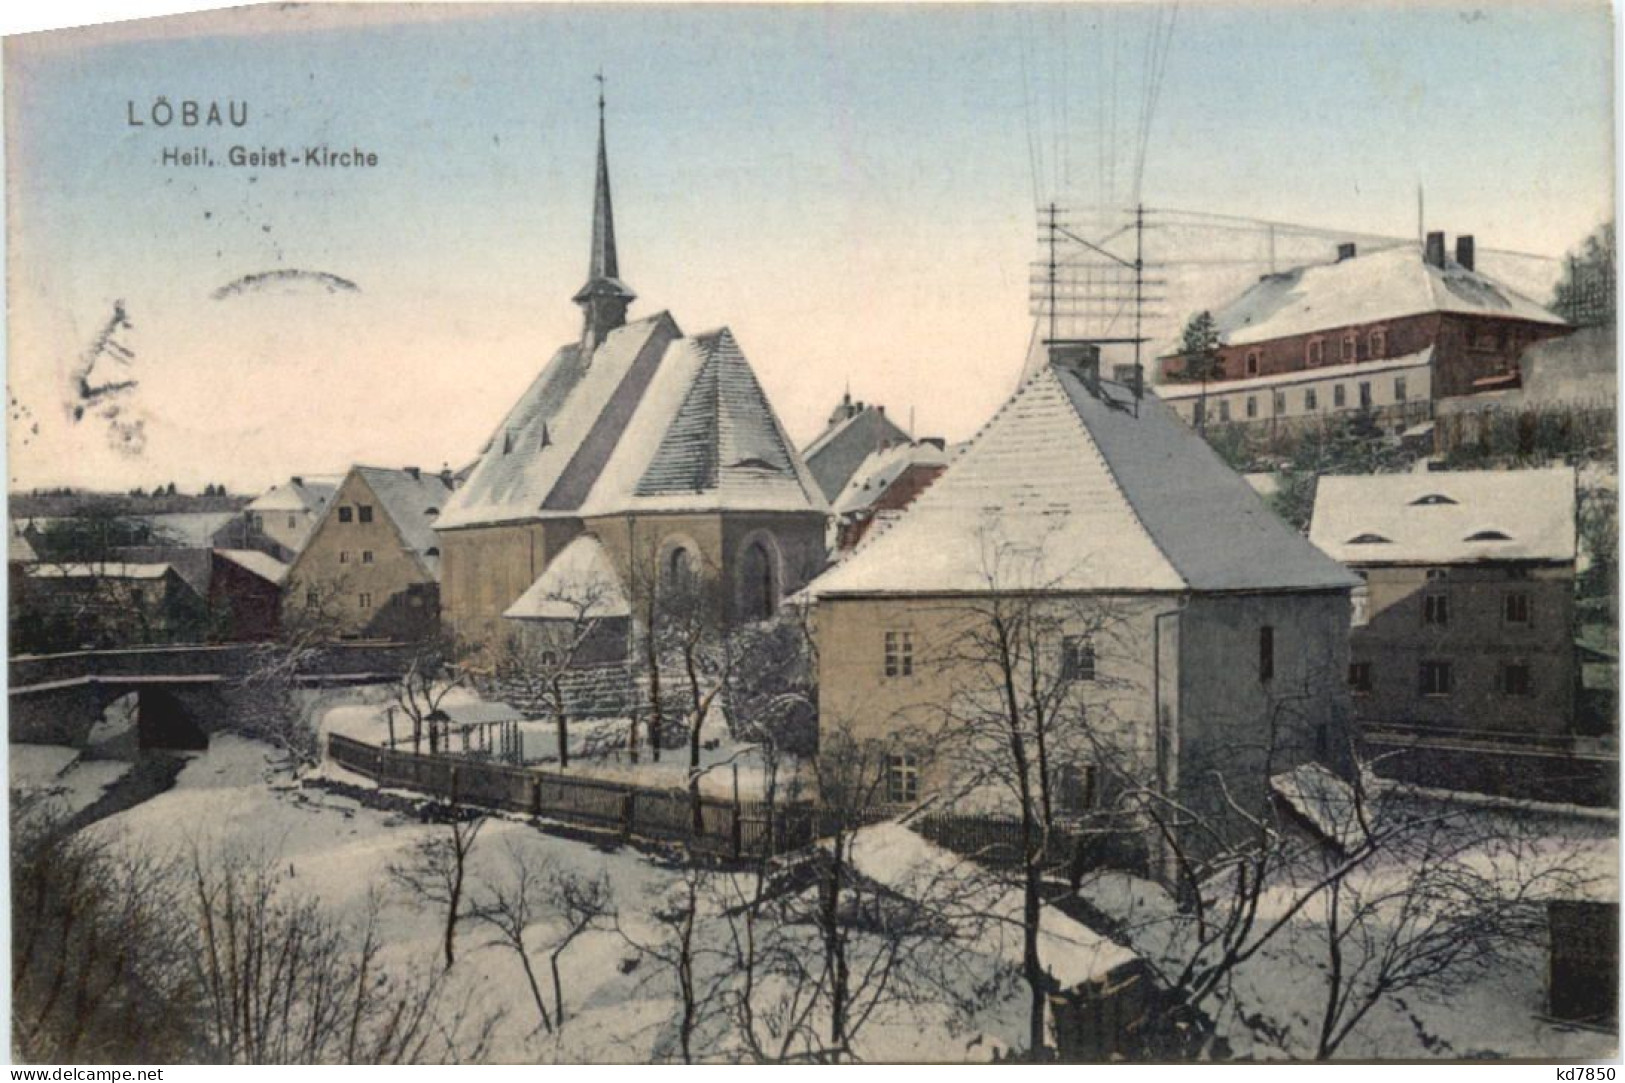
[504,534,630,621]
[438,318,824,529]
[808,363,1356,598]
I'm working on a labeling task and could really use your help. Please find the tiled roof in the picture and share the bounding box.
[1309,467,1577,566]
[833,440,950,516]
[809,363,1356,597]
[1185,246,1565,351]
[215,548,291,585]
[247,476,340,514]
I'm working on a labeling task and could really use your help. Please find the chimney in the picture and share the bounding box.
[1336,242,1357,262]
[1425,231,1446,269]
[921,437,946,451]
[439,464,455,488]
[1455,235,1475,272]
[1049,342,1102,394]
[404,466,420,481]
[291,476,303,487]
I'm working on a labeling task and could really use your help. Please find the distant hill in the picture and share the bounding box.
[8,490,249,519]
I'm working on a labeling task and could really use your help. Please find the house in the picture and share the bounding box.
[805,348,1359,860]
[283,465,452,640]
[209,548,289,641]
[241,475,341,556]
[802,391,910,502]
[433,97,827,655]
[17,562,206,648]
[1309,467,1579,741]
[1157,236,1569,432]
[828,437,950,552]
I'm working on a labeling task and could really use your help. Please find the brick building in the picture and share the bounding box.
[1158,235,1569,431]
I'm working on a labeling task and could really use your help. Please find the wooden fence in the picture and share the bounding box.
[327,733,813,858]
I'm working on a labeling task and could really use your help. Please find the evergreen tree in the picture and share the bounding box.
[1551,221,1615,327]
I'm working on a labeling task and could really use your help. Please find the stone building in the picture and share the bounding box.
[805,351,1358,853]
[1157,236,1569,432]
[434,97,827,656]
[284,465,452,640]
[1309,467,1579,740]
[241,475,340,557]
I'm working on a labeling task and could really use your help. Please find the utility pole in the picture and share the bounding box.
[1133,202,1144,417]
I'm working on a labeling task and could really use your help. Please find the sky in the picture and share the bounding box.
[2,1,1616,494]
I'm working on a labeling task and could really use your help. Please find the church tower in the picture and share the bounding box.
[573,78,636,355]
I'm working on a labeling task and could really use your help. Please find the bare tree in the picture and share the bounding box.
[388,632,469,756]
[472,841,557,1037]
[233,576,352,765]
[389,806,486,970]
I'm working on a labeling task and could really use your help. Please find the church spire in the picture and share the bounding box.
[573,72,635,355]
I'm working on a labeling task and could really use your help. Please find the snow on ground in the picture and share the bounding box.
[10,743,133,818]
[85,735,1033,1063]
[1075,796,1619,1062]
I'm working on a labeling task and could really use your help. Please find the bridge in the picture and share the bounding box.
[9,642,417,750]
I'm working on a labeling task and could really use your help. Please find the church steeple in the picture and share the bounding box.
[573,73,636,355]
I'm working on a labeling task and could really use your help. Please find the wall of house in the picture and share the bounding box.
[284,472,439,640]
[1174,590,1354,832]
[815,594,1165,804]
[1348,561,1576,736]
[250,507,319,555]
[438,519,579,652]
[1161,365,1433,433]
[206,556,281,641]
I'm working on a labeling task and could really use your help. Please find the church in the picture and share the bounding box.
[434,94,828,654]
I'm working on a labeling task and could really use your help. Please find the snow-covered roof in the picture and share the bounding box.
[808,363,1358,598]
[247,475,340,514]
[9,527,37,563]
[437,315,823,529]
[1154,348,1433,399]
[28,562,173,580]
[503,534,630,621]
[1309,467,1577,566]
[215,548,290,585]
[1191,246,1566,350]
[846,822,1135,990]
[141,511,238,548]
[832,440,950,516]
[432,701,528,725]
[353,466,455,577]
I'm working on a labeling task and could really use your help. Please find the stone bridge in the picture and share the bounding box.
[9,642,417,750]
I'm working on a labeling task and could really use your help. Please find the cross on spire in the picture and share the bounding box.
[573,69,635,354]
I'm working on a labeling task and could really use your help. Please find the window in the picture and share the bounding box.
[339,550,350,564]
[1307,338,1325,367]
[1192,401,1205,426]
[884,630,914,678]
[339,506,353,523]
[1062,635,1096,681]
[1369,329,1387,358]
[1426,568,1449,582]
[358,592,373,610]
[1245,396,1258,419]
[1500,662,1532,697]
[287,515,297,529]
[1351,581,1369,626]
[1411,494,1458,506]
[1273,391,1286,414]
[1419,661,1452,696]
[1504,592,1531,625]
[305,588,319,609]
[1218,399,1231,422]
[1259,625,1274,682]
[1333,383,1347,408]
[358,505,374,523]
[1358,381,1372,408]
[1341,331,1358,362]
[1349,661,1373,693]
[250,513,262,530]
[1305,388,1318,411]
[1245,350,1261,376]
[1423,593,1450,626]
[1394,376,1407,402]
[362,550,374,564]
[886,754,919,804]
[1055,764,1098,814]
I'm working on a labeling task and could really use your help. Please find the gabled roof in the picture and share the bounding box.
[1309,467,1577,566]
[28,562,174,580]
[1191,245,1566,350]
[439,316,823,527]
[353,466,455,577]
[247,476,340,514]
[215,548,291,585]
[504,534,630,621]
[833,440,950,516]
[802,403,911,501]
[809,364,1356,598]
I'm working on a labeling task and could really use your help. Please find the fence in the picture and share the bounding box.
[912,810,1150,875]
[327,733,813,858]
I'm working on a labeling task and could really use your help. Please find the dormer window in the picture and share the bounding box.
[1369,328,1388,358]
[1347,533,1391,544]
[1410,494,1458,506]
[1245,350,1261,376]
[1340,331,1358,362]
[1307,338,1326,367]
[1465,529,1513,542]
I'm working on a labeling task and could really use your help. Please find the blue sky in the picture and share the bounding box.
[3,2,1615,492]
